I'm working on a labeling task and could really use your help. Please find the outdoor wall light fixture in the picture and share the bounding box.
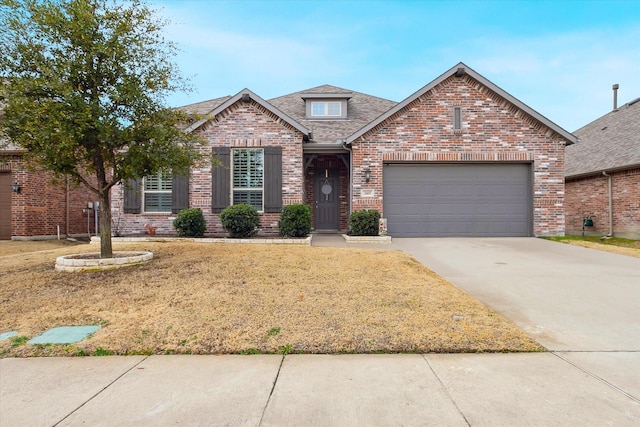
[364,168,371,182]
[11,180,22,194]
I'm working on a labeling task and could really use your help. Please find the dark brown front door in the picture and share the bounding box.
[0,173,12,240]
[315,169,339,230]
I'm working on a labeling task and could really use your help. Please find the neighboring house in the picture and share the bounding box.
[112,62,576,237]
[0,143,97,240]
[565,95,640,239]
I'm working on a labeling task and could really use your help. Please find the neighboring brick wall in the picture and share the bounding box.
[566,168,640,239]
[1,154,96,238]
[351,74,567,236]
[112,100,305,236]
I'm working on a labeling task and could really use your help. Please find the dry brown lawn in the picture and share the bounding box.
[0,240,542,357]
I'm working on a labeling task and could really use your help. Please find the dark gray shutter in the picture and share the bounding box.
[264,146,282,213]
[212,147,230,213]
[172,174,189,214]
[123,178,141,214]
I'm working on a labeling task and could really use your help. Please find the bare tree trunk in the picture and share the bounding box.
[99,188,113,258]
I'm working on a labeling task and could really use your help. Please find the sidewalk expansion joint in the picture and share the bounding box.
[421,354,471,426]
[52,356,150,426]
[258,354,286,426]
[551,352,640,404]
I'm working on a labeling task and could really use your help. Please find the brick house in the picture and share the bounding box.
[113,62,576,237]
[0,144,97,240]
[565,94,640,239]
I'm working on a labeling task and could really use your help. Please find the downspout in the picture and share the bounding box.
[602,171,613,236]
[342,140,353,217]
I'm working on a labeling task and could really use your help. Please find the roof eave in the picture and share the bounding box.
[565,163,640,179]
[302,142,349,153]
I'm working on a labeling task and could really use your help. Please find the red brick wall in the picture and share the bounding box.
[112,100,305,236]
[351,74,567,236]
[1,154,97,238]
[566,168,640,239]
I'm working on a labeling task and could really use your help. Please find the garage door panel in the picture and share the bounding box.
[383,164,531,237]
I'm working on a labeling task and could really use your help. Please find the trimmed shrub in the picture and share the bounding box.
[349,209,380,236]
[220,204,260,238]
[278,204,311,237]
[172,208,206,237]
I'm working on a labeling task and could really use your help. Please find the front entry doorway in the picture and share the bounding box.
[314,168,339,230]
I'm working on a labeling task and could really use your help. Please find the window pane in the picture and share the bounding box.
[144,172,172,212]
[233,190,263,210]
[233,149,263,188]
[144,193,172,212]
[327,102,341,116]
[311,102,325,116]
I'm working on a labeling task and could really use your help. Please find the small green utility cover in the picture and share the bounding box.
[28,326,101,344]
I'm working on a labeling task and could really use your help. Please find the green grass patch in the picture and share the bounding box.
[546,235,637,245]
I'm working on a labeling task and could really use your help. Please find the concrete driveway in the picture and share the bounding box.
[393,237,640,352]
[394,237,640,411]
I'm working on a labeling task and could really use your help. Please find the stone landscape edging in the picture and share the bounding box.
[90,235,313,245]
[55,251,154,272]
[342,234,393,244]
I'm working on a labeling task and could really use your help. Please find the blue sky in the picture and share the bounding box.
[152,0,640,132]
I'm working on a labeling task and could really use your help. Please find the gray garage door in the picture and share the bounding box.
[383,163,532,237]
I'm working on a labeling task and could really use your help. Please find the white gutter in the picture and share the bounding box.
[602,171,613,236]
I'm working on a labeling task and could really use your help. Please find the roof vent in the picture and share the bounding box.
[612,84,619,111]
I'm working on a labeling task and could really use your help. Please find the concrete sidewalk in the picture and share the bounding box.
[2,353,639,426]
[2,236,639,426]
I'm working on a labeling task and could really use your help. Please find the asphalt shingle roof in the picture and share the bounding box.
[269,85,397,143]
[566,98,640,177]
[176,96,231,116]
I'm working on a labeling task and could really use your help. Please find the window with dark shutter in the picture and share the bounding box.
[212,147,231,213]
[264,146,282,213]
[123,178,142,214]
[171,175,189,213]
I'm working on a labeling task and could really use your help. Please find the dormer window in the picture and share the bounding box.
[311,101,341,117]
[301,92,352,120]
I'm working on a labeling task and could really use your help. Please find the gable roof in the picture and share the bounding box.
[345,62,578,145]
[565,97,640,178]
[181,89,310,136]
[178,96,231,116]
[269,84,397,144]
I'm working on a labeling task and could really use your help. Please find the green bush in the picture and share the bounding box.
[349,209,380,236]
[172,208,207,237]
[278,204,311,237]
[220,204,260,238]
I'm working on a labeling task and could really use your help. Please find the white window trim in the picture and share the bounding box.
[143,172,172,213]
[231,148,265,212]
